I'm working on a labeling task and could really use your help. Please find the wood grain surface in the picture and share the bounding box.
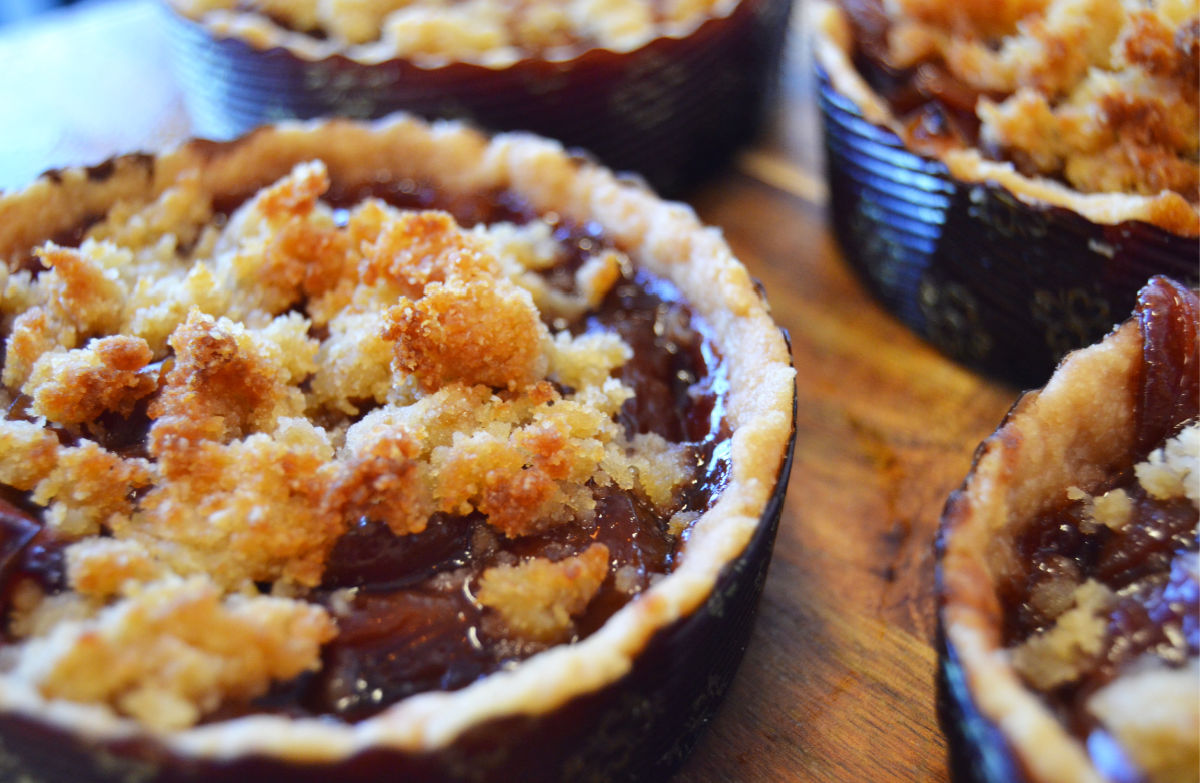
[0,2,1024,779]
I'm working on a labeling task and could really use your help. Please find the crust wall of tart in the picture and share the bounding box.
[809,0,1200,237]
[0,115,795,762]
[938,313,1186,783]
[164,0,742,66]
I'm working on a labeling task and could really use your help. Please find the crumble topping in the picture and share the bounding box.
[0,159,702,729]
[171,0,735,64]
[1008,422,1199,780]
[12,577,336,731]
[849,0,1199,201]
[476,543,611,643]
[1011,578,1114,690]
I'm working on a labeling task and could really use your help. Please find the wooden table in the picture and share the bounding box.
[0,2,1021,779]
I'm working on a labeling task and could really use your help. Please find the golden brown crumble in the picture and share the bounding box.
[0,159,697,729]
[12,577,336,731]
[477,543,611,642]
[867,0,1199,200]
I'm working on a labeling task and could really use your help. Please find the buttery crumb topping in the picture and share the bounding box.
[170,0,736,63]
[0,159,700,729]
[1008,422,1199,780]
[849,0,1199,202]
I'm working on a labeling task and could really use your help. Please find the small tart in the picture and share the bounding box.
[0,115,796,781]
[810,0,1199,386]
[168,0,741,65]
[160,0,794,195]
[814,0,1199,233]
[938,277,1199,783]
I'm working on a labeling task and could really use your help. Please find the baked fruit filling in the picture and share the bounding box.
[0,161,730,729]
[836,0,1199,203]
[999,278,1198,783]
[170,0,736,61]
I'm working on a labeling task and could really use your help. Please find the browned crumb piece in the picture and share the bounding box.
[323,431,434,536]
[360,209,499,296]
[385,277,548,392]
[35,244,126,336]
[66,538,165,598]
[31,442,153,539]
[14,577,335,730]
[24,335,158,424]
[148,309,302,459]
[477,543,610,643]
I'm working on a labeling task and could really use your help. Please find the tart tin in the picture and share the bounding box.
[813,29,1198,388]
[161,0,793,196]
[0,117,797,783]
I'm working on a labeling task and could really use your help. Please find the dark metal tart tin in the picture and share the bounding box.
[816,67,1199,389]
[0,121,797,783]
[161,0,792,196]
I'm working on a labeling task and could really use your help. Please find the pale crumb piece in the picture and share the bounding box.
[613,564,641,595]
[14,577,335,730]
[6,582,100,640]
[0,419,60,491]
[66,538,166,598]
[604,432,694,508]
[30,443,153,539]
[1066,485,1134,533]
[1011,579,1114,690]
[24,336,158,425]
[307,310,394,415]
[35,243,127,337]
[87,175,214,256]
[3,307,76,391]
[1092,488,1134,530]
[1027,557,1082,622]
[1136,423,1199,504]
[1088,658,1200,783]
[477,543,610,643]
[548,330,630,390]
[667,509,701,538]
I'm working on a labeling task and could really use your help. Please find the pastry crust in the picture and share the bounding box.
[0,115,795,762]
[166,0,741,66]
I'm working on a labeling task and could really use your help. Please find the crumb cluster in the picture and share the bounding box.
[0,160,694,729]
[867,0,1199,200]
